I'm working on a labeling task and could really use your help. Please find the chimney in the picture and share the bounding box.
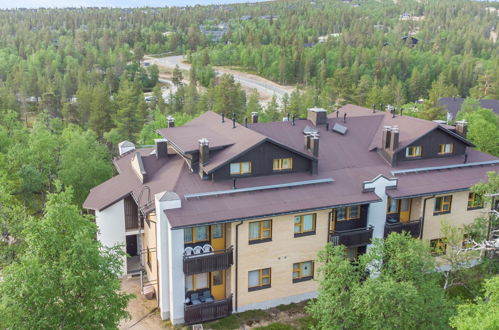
[118,140,135,155]
[167,115,175,128]
[155,139,168,159]
[222,113,225,123]
[390,126,399,151]
[304,133,311,150]
[455,120,468,137]
[382,126,392,149]
[131,152,147,183]
[199,138,209,166]
[251,112,259,123]
[310,133,319,157]
[307,108,327,126]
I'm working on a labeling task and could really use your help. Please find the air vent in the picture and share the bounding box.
[303,125,318,135]
[332,123,348,135]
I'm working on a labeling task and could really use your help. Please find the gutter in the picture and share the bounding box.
[235,221,243,312]
[420,195,435,239]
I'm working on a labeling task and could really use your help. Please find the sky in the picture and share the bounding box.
[0,0,273,9]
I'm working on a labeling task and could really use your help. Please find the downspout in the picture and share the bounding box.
[235,221,243,312]
[327,210,333,243]
[420,195,435,239]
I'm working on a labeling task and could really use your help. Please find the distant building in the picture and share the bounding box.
[438,97,499,121]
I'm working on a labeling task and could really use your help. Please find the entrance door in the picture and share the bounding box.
[399,199,412,223]
[211,224,225,251]
[126,235,138,256]
[211,270,225,300]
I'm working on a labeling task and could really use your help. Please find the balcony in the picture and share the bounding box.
[384,219,421,238]
[183,247,234,275]
[184,295,233,325]
[330,226,373,247]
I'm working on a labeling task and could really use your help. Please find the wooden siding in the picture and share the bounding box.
[184,295,233,325]
[183,247,234,275]
[211,141,312,181]
[384,219,422,238]
[124,195,138,230]
[396,128,467,164]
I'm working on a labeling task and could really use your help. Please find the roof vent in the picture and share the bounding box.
[332,123,348,135]
[303,125,318,135]
[155,139,168,159]
[251,112,259,123]
[455,120,468,138]
[307,107,327,126]
[118,140,135,155]
[167,116,175,128]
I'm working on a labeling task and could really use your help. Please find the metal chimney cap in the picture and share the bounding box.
[251,112,259,116]
[198,138,209,145]
[167,115,175,122]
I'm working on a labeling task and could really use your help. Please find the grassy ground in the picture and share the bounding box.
[204,301,314,330]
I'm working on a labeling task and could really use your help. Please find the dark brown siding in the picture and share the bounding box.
[124,195,139,230]
[212,141,312,181]
[395,129,467,164]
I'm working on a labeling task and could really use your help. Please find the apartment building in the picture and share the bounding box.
[84,105,498,325]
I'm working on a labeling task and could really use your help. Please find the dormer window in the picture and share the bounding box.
[273,158,293,171]
[230,161,251,175]
[438,143,453,155]
[405,146,422,158]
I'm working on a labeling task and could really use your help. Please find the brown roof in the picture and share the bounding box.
[84,105,498,228]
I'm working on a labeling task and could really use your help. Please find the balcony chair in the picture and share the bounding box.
[184,247,194,256]
[190,292,202,305]
[193,246,203,254]
[202,244,214,254]
[202,290,214,303]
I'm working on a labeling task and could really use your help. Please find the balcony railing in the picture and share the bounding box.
[183,247,234,275]
[384,219,421,238]
[330,226,373,247]
[184,295,233,325]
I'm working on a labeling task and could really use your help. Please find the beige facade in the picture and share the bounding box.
[142,212,159,299]
[229,210,331,309]
[421,190,487,241]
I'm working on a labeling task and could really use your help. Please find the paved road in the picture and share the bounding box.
[144,55,294,104]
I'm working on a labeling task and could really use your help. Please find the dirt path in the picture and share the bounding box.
[119,277,165,330]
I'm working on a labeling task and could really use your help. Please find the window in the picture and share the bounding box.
[430,238,447,256]
[386,198,399,214]
[212,224,223,238]
[212,270,223,286]
[248,268,271,291]
[467,192,484,210]
[462,233,475,249]
[184,226,209,244]
[336,206,361,221]
[405,146,422,158]
[294,214,316,237]
[273,158,293,171]
[230,161,251,175]
[438,143,453,155]
[434,195,452,215]
[186,273,209,291]
[249,220,272,243]
[293,261,314,283]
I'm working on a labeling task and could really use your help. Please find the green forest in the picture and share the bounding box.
[0,0,498,328]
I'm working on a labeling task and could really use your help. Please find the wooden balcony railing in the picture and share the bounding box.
[183,247,234,275]
[330,226,373,247]
[184,295,233,325]
[384,219,421,238]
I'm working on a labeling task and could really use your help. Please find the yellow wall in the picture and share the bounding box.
[230,210,331,309]
[422,191,487,241]
[143,212,159,300]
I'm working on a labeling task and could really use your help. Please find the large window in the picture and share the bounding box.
[336,206,360,221]
[467,192,484,210]
[273,158,293,171]
[249,220,272,243]
[230,161,251,175]
[430,238,447,256]
[293,261,314,283]
[184,226,209,244]
[186,273,209,291]
[294,214,316,237]
[438,143,454,155]
[434,195,452,215]
[405,146,422,158]
[248,268,271,291]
